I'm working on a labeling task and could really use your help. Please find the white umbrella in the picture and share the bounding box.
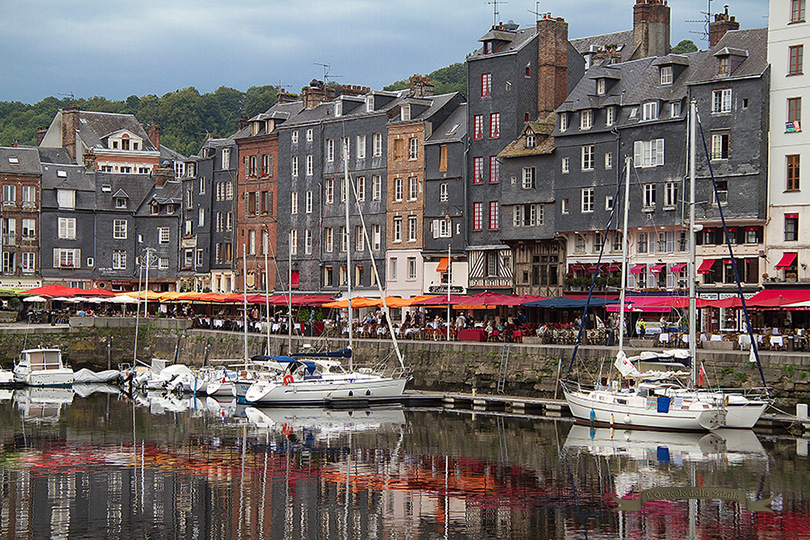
[108,295,139,304]
[51,296,81,303]
[83,297,108,304]
[23,295,48,303]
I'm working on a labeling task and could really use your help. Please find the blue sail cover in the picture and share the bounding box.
[290,348,352,359]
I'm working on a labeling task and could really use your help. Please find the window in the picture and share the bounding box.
[439,144,448,172]
[226,212,233,231]
[790,45,804,74]
[304,128,312,142]
[112,250,126,270]
[488,201,499,230]
[389,258,398,281]
[355,177,365,202]
[113,219,127,239]
[394,178,403,201]
[22,218,35,239]
[55,248,78,268]
[263,154,273,176]
[408,177,418,200]
[712,89,732,113]
[786,214,799,241]
[22,185,35,205]
[560,113,568,132]
[404,138,417,161]
[718,55,731,76]
[660,65,673,85]
[437,217,451,237]
[372,175,382,201]
[580,109,592,130]
[711,132,730,160]
[597,78,606,95]
[664,182,678,207]
[184,249,194,268]
[575,235,586,253]
[196,248,204,267]
[57,189,75,209]
[581,188,594,213]
[158,227,170,244]
[522,167,535,189]
[440,183,448,201]
[489,156,499,183]
[2,185,15,206]
[643,184,657,208]
[408,215,417,241]
[513,204,539,227]
[581,145,595,171]
[393,139,405,161]
[325,178,334,204]
[290,229,298,255]
[788,154,801,191]
[22,252,35,273]
[372,133,383,156]
[354,225,364,252]
[606,106,615,126]
[473,157,484,184]
[352,134,365,159]
[372,224,381,251]
[473,115,484,140]
[326,139,335,162]
[642,101,658,121]
[526,134,536,148]
[199,176,206,194]
[407,257,417,280]
[305,229,313,255]
[791,0,806,22]
[323,227,334,253]
[605,152,613,170]
[291,156,299,177]
[58,217,76,239]
[305,191,313,213]
[633,139,665,167]
[671,101,682,118]
[637,232,649,253]
[305,154,313,176]
[340,176,347,203]
[605,194,614,210]
[472,202,483,231]
[393,217,402,242]
[561,198,569,214]
[788,97,802,124]
[489,113,500,138]
[481,73,492,96]
[561,157,570,174]
[342,137,350,160]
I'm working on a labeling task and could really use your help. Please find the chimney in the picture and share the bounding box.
[147,123,161,150]
[36,126,48,145]
[276,90,299,104]
[537,16,569,121]
[61,106,80,159]
[153,164,174,188]
[237,116,249,130]
[409,76,435,98]
[303,80,330,110]
[710,6,740,47]
[633,0,671,59]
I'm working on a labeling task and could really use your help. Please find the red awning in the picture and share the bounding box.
[697,259,716,274]
[570,264,584,271]
[605,264,620,272]
[436,257,449,273]
[747,288,810,308]
[776,252,798,269]
[630,264,646,274]
[650,264,665,273]
[670,263,687,273]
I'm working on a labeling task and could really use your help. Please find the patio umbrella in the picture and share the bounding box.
[411,294,468,306]
[51,297,81,303]
[21,284,85,297]
[109,295,142,304]
[77,288,116,297]
[456,291,532,306]
[22,295,48,303]
[322,297,379,309]
[523,297,618,309]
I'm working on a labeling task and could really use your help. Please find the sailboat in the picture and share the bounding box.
[560,101,770,431]
[245,146,410,405]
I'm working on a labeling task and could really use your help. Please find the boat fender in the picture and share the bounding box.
[610,414,614,426]
[723,395,729,408]
[282,423,293,436]
[624,414,631,425]
[590,409,596,422]
[283,374,294,386]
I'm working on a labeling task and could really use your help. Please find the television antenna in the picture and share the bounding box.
[528,1,542,19]
[686,0,715,45]
[314,63,342,83]
[488,0,507,27]
[58,92,76,103]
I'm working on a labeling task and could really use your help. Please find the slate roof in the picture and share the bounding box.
[687,28,768,84]
[0,146,41,175]
[426,103,467,145]
[96,172,157,211]
[74,111,159,152]
[570,30,635,63]
[41,163,95,192]
[37,147,73,165]
[468,27,536,60]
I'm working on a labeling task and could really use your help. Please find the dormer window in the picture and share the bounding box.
[606,106,615,126]
[401,104,411,121]
[335,101,343,117]
[133,142,139,150]
[366,95,374,112]
[580,110,593,130]
[121,134,130,151]
[597,78,606,95]
[560,113,568,132]
[642,101,658,121]
[150,202,159,215]
[526,134,536,149]
[660,65,673,85]
[719,56,730,75]
[112,141,118,149]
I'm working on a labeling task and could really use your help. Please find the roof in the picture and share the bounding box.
[499,114,556,158]
[426,103,467,144]
[467,27,536,60]
[687,28,768,84]
[41,163,95,191]
[0,146,41,175]
[570,29,635,64]
[74,110,159,152]
[37,147,73,164]
[558,57,659,112]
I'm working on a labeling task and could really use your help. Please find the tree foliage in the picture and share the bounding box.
[0,85,284,157]
[384,62,467,98]
[672,39,699,53]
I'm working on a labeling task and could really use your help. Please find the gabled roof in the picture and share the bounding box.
[499,114,556,158]
[0,146,40,175]
[687,28,768,84]
[74,111,159,152]
[426,103,467,145]
[570,30,635,64]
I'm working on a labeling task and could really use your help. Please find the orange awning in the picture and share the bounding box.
[436,258,449,273]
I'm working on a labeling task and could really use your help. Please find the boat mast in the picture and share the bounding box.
[618,156,631,351]
[446,243,451,341]
[689,100,698,386]
[264,228,271,355]
[343,146,353,370]
[287,241,293,355]
[243,244,248,363]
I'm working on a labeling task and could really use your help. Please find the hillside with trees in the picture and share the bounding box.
[384,62,467,97]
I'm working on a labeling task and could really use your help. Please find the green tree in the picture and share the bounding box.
[672,39,699,53]
[385,62,467,98]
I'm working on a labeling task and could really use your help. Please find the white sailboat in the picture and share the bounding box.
[560,101,770,431]
[245,145,410,405]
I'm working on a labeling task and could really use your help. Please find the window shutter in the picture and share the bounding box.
[53,248,60,268]
[74,249,81,268]
[634,141,643,167]
[655,139,665,166]
[432,219,440,238]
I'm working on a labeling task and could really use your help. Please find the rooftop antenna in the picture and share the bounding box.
[58,92,76,104]
[488,0,507,27]
[314,63,343,84]
[686,0,715,45]
[528,1,542,20]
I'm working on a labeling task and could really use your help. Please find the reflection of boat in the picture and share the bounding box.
[72,383,122,398]
[245,406,407,440]
[13,387,74,422]
[563,424,766,463]
[13,348,74,387]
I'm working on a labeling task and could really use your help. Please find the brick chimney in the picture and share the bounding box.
[633,0,671,59]
[537,15,569,121]
[409,76,435,98]
[36,126,48,145]
[303,80,331,110]
[61,106,80,159]
[153,164,175,188]
[276,90,299,104]
[710,6,740,47]
[237,116,249,131]
[337,84,371,98]
[147,123,161,150]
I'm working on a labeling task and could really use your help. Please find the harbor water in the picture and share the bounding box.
[0,387,807,539]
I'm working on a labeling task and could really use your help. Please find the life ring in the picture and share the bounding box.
[283,374,294,386]
[282,423,293,435]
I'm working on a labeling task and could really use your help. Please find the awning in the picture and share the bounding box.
[436,257,449,273]
[697,259,716,274]
[604,264,620,272]
[650,264,666,273]
[670,263,687,273]
[747,288,810,308]
[570,265,584,272]
[775,252,798,269]
[630,264,646,274]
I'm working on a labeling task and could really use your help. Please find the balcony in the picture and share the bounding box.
[2,234,15,246]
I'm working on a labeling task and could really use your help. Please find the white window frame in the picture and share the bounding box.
[642,101,658,121]
[306,154,313,176]
[372,175,382,201]
[561,157,570,174]
[580,109,593,130]
[58,217,76,239]
[581,188,594,213]
[664,182,678,207]
[324,227,333,253]
[393,217,402,243]
[633,139,665,168]
[113,219,127,240]
[712,88,732,114]
[408,215,417,242]
[356,135,366,159]
[408,177,418,200]
[581,145,595,171]
[305,190,313,213]
[440,183,448,202]
[326,139,335,162]
[606,106,615,126]
[372,133,383,157]
[394,178,403,202]
[643,183,657,208]
[660,65,673,85]
[522,167,536,189]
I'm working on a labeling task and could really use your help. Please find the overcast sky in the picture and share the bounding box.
[1,0,769,105]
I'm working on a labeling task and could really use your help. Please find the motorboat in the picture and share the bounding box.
[13,348,74,387]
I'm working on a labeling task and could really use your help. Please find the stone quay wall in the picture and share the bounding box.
[1,317,808,405]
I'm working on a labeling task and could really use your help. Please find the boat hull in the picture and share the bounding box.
[245,376,408,406]
[14,369,74,388]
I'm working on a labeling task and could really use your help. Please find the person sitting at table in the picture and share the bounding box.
[485,320,494,340]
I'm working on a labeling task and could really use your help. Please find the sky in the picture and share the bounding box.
[1,0,770,105]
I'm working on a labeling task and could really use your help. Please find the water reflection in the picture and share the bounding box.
[0,387,806,539]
